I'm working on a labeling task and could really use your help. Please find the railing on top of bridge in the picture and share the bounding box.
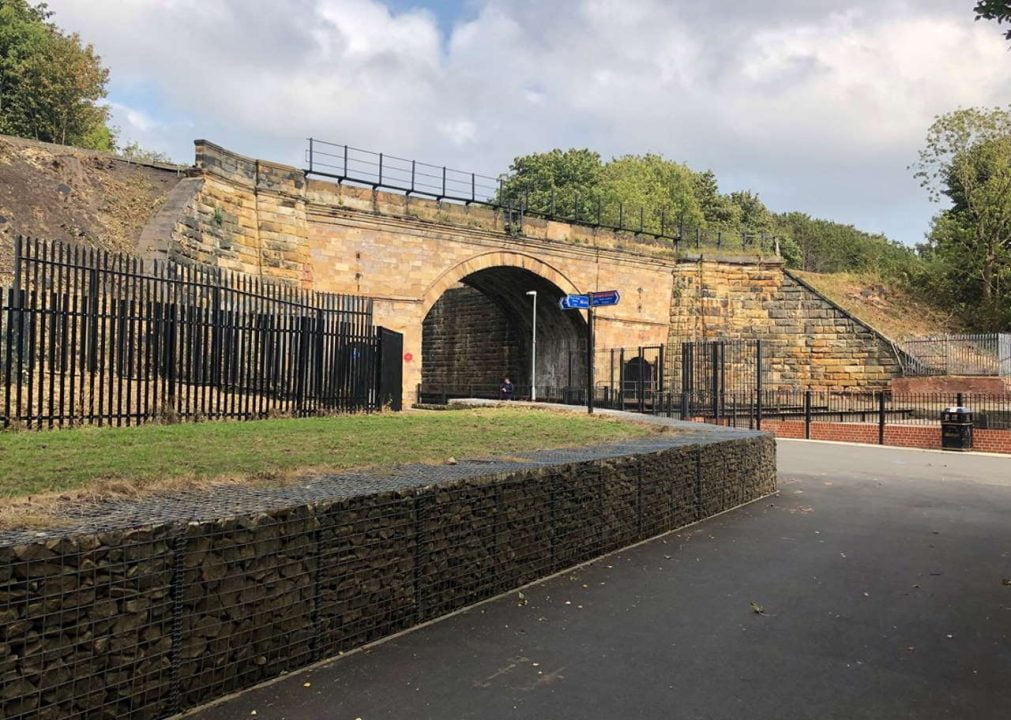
[305,138,783,256]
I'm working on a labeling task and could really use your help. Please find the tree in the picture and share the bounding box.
[0,0,115,150]
[598,154,704,233]
[975,1,1011,41]
[693,170,741,229]
[728,191,773,235]
[497,146,908,274]
[914,107,1011,329]
[119,141,173,165]
[497,148,603,220]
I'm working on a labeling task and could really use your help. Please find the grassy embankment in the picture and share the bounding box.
[0,407,657,503]
[794,270,961,340]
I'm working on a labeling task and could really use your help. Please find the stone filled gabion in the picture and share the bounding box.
[0,430,775,720]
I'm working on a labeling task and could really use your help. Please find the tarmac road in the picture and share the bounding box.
[185,440,1011,720]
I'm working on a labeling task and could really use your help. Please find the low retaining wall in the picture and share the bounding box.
[0,424,774,720]
[760,419,1011,454]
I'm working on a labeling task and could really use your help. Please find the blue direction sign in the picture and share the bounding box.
[589,290,620,307]
[559,294,590,310]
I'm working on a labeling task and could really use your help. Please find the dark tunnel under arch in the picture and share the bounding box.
[421,266,588,398]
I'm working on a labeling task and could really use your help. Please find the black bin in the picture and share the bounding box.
[940,407,973,451]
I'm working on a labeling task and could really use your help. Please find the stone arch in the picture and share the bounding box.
[420,252,588,399]
[419,252,583,319]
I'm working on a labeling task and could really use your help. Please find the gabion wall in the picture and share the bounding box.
[0,434,775,719]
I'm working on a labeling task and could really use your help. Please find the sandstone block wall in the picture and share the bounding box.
[422,285,523,390]
[138,140,901,392]
[667,261,901,389]
[0,433,775,720]
[143,141,311,285]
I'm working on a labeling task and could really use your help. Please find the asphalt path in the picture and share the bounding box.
[186,440,1011,720]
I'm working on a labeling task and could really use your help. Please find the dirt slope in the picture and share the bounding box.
[793,271,963,340]
[0,135,187,284]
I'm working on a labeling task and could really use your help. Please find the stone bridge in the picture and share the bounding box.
[141,141,901,396]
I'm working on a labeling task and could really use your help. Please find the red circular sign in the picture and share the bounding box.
[404,352,413,362]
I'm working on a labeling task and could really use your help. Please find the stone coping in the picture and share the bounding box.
[0,409,764,547]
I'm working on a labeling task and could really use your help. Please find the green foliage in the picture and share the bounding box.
[598,154,704,232]
[497,146,913,277]
[914,107,1011,330]
[729,190,774,235]
[498,149,746,236]
[773,212,921,279]
[498,148,603,219]
[693,170,741,228]
[975,0,1011,41]
[0,0,115,150]
[119,140,173,164]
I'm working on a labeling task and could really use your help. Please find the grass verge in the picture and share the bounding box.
[0,408,657,503]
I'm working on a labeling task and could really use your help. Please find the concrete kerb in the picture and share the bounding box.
[776,436,1011,460]
[447,397,757,435]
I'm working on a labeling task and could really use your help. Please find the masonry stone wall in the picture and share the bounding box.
[667,261,900,388]
[0,430,775,720]
[422,285,524,390]
[141,141,902,392]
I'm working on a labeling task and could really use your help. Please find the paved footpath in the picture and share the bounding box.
[186,441,1011,720]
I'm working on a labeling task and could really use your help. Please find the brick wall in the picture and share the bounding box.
[759,419,1011,454]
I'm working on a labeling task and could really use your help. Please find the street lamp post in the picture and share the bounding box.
[526,290,537,401]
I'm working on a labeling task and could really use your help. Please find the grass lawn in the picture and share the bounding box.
[0,408,657,501]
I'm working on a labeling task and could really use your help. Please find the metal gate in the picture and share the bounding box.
[679,339,763,421]
[376,327,403,411]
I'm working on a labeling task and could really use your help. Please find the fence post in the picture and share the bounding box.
[637,346,644,413]
[681,390,690,421]
[804,389,812,439]
[308,138,314,174]
[878,391,886,445]
[614,347,622,410]
[755,340,763,430]
[711,342,720,420]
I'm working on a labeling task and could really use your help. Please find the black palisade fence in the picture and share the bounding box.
[1,237,393,429]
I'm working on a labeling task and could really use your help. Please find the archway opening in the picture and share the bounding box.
[421,266,587,399]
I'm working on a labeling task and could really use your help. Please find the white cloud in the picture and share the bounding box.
[46,0,1011,245]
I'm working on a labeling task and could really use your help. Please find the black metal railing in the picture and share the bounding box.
[1,237,396,429]
[306,138,782,255]
[415,382,1011,444]
[898,333,1011,377]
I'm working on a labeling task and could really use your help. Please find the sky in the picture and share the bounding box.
[45,0,1011,247]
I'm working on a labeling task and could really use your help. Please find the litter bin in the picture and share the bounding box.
[940,407,973,451]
